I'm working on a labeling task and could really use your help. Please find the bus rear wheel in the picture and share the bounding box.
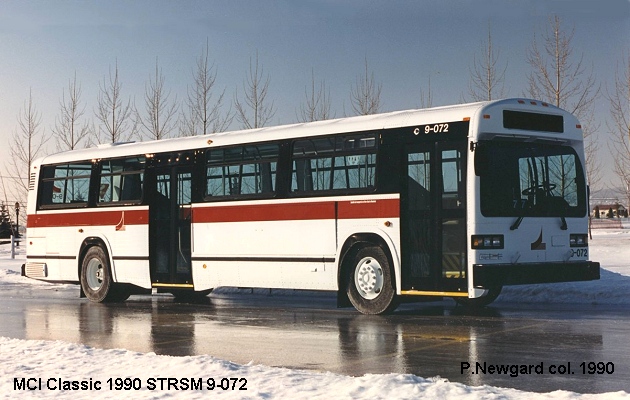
[346,246,398,315]
[80,246,130,303]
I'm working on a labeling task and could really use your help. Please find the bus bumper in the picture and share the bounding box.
[473,261,600,287]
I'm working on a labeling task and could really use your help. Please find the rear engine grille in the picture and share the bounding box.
[25,262,48,278]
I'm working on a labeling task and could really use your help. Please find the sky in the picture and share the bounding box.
[1,0,629,199]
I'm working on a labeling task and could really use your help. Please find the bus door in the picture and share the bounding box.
[402,140,467,294]
[149,162,193,287]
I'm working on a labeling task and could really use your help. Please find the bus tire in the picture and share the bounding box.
[346,245,398,315]
[454,285,502,308]
[80,246,129,303]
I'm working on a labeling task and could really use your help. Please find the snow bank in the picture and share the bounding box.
[1,336,628,400]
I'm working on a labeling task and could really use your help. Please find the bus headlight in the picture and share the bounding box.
[471,235,504,249]
[570,234,588,247]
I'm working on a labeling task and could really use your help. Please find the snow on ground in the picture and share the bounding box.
[1,232,630,399]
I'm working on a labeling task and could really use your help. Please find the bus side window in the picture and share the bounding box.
[99,178,114,202]
[38,162,92,208]
[407,151,431,210]
[292,158,312,192]
[98,157,145,204]
[205,143,279,200]
[38,167,56,207]
[121,173,143,201]
[291,133,377,194]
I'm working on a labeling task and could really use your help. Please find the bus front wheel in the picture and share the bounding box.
[346,246,398,315]
[80,246,129,303]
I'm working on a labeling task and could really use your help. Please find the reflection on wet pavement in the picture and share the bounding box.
[1,287,628,394]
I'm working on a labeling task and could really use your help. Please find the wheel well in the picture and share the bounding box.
[337,233,395,307]
[78,237,110,298]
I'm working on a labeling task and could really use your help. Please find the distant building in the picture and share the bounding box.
[591,203,627,218]
[590,187,629,218]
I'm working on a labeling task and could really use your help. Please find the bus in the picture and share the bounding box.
[22,98,600,314]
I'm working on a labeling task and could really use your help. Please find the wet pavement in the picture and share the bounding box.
[1,284,629,394]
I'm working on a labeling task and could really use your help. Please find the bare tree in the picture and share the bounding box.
[8,89,48,200]
[608,52,630,209]
[52,72,91,151]
[180,40,231,136]
[526,16,601,183]
[467,24,508,101]
[298,69,333,122]
[580,111,603,190]
[139,58,179,140]
[95,60,137,144]
[350,57,382,115]
[526,16,602,236]
[234,51,276,129]
[526,16,599,116]
[420,75,434,109]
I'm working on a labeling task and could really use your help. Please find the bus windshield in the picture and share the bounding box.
[479,141,587,218]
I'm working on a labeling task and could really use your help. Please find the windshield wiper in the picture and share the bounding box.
[559,216,567,230]
[510,216,524,230]
[511,215,567,231]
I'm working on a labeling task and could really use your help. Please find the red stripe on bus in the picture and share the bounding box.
[27,209,149,228]
[26,198,400,228]
[193,201,336,223]
[193,198,400,223]
[337,198,400,219]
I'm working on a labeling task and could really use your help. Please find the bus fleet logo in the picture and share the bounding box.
[531,228,546,251]
[115,212,126,232]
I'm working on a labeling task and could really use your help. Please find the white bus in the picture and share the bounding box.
[22,99,599,314]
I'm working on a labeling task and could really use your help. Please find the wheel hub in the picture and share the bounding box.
[354,257,384,300]
[86,258,103,291]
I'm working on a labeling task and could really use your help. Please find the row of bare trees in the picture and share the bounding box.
[4,16,629,221]
[4,43,384,203]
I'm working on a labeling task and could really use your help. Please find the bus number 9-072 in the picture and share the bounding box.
[414,124,450,135]
[572,248,588,258]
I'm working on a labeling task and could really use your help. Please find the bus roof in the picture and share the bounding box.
[35,98,577,166]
